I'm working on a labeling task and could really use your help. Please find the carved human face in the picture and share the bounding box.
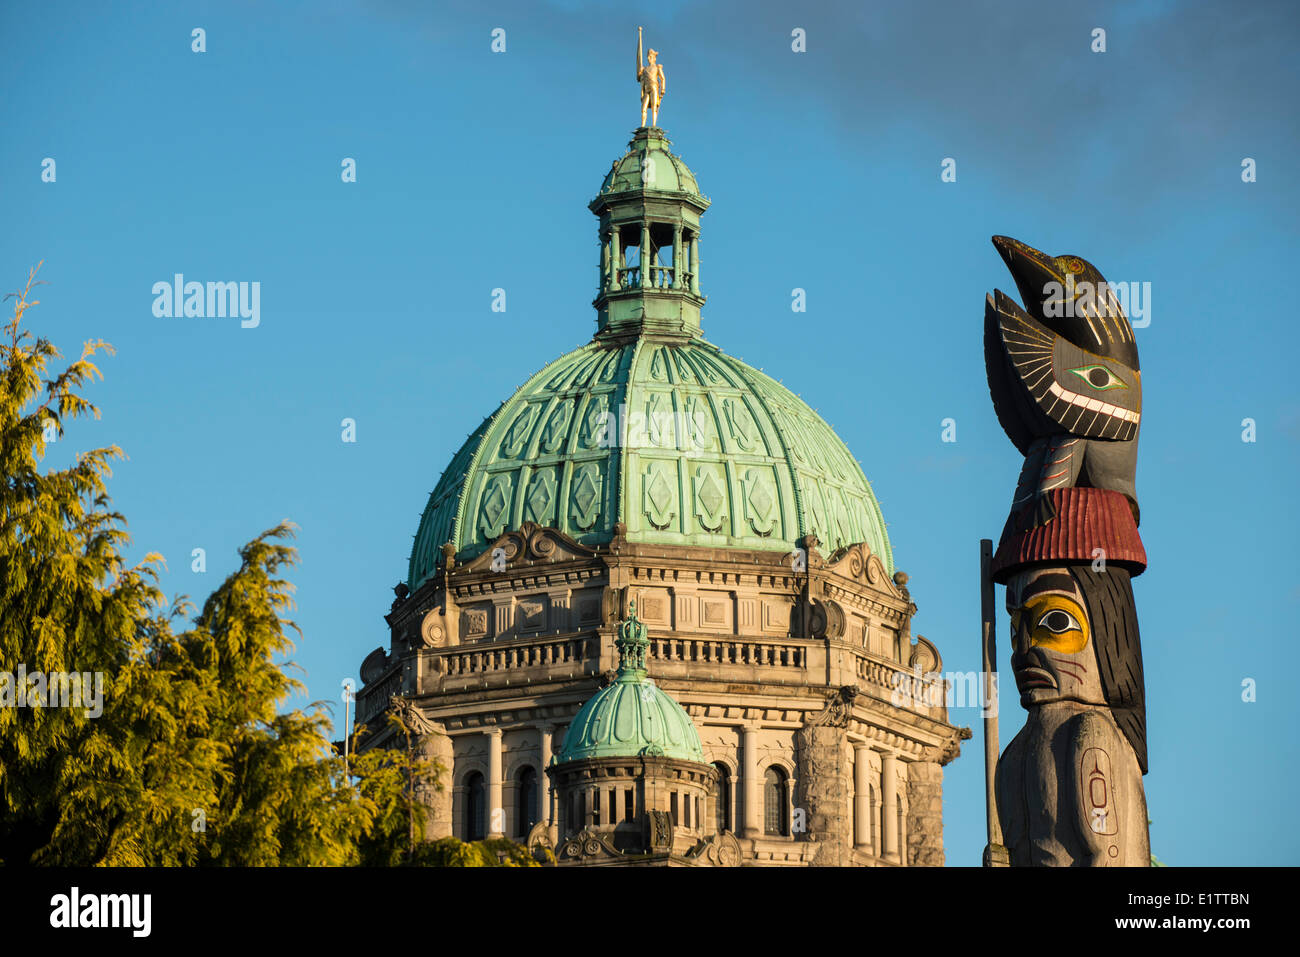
[1006,567,1105,708]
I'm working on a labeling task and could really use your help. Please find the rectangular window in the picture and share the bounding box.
[625,788,635,822]
[593,788,601,826]
[684,792,692,829]
[670,791,679,826]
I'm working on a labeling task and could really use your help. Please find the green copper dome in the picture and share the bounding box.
[406,128,893,589]
[408,336,893,587]
[555,604,705,764]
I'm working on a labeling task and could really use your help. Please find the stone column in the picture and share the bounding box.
[539,725,556,842]
[853,744,872,848]
[487,728,504,838]
[897,763,909,861]
[787,768,798,837]
[726,768,737,834]
[742,726,760,838]
[672,224,683,289]
[414,721,454,841]
[881,752,899,863]
[640,223,651,288]
[610,228,622,290]
[689,234,700,294]
[907,760,946,867]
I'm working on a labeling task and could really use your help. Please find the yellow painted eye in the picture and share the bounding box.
[1023,595,1089,654]
[1038,608,1080,634]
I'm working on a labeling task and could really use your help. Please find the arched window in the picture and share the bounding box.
[464,772,486,841]
[711,762,731,833]
[764,766,789,837]
[516,767,538,837]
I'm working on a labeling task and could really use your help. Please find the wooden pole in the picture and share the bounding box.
[980,538,1004,865]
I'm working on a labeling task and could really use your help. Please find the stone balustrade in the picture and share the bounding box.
[857,656,947,717]
[647,635,807,670]
[356,666,402,724]
[363,631,944,722]
[437,635,593,687]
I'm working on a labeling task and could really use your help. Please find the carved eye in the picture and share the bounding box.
[1024,594,1089,653]
[1037,608,1080,634]
[1070,364,1126,391]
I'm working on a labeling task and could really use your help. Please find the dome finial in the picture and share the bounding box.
[636,27,666,129]
[615,601,650,676]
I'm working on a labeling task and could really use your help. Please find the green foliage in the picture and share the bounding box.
[348,718,443,867]
[409,836,541,867]
[2,266,520,867]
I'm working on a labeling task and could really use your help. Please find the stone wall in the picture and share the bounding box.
[906,761,945,866]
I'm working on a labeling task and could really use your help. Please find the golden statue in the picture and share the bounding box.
[636,27,666,128]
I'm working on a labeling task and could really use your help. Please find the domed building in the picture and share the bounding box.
[354,125,968,867]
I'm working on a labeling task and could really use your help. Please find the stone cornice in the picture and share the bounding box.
[452,566,603,600]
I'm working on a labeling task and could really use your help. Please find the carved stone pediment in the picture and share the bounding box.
[686,830,743,867]
[457,522,600,574]
[824,542,896,595]
[908,634,942,674]
[557,828,623,862]
[360,646,390,685]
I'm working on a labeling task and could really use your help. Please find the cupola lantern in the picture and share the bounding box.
[590,125,709,340]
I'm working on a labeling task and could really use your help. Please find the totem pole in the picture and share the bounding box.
[982,235,1150,867]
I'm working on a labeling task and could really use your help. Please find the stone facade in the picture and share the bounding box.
[356,522,969,866]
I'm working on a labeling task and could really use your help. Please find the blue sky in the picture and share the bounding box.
[3,0,1297,866]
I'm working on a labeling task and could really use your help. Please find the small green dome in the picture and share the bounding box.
[555,605,705,765]
[597,128,703,198]
[555,673,705,765]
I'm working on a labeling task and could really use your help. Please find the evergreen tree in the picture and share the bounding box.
[1,266,531,866]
